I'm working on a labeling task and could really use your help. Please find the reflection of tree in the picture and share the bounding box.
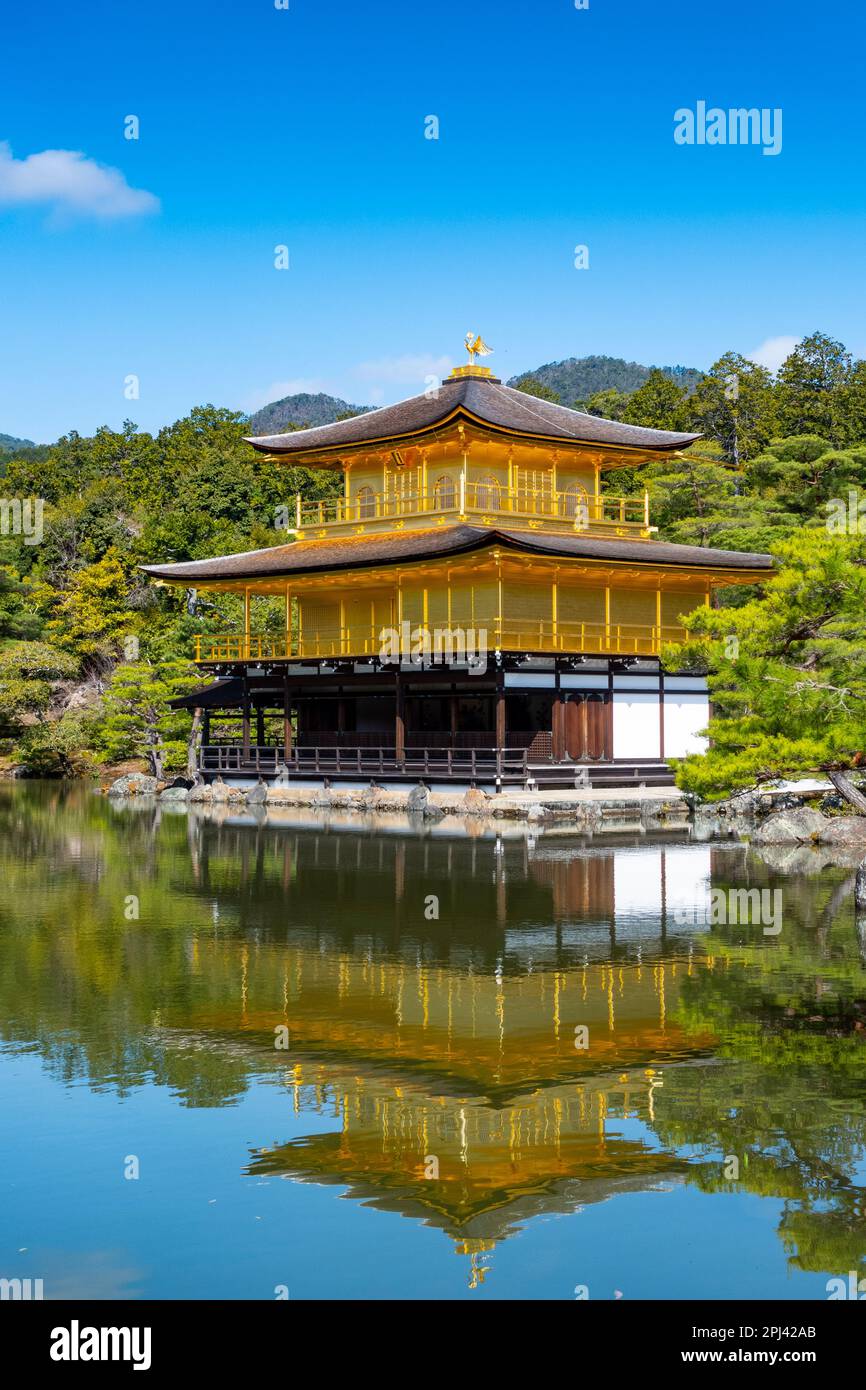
[654,851,866,1276]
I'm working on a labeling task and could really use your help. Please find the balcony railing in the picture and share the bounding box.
[195,617,686,664]
[291,484,650,536]
[200,743,531,782]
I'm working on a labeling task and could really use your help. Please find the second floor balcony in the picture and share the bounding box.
[291,480,653,540]
[195,615,686,664]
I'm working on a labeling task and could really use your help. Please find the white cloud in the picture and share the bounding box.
[242,378,334,412]
[0,141,159,220]
[747,335,800,373]
[353,353,453,386]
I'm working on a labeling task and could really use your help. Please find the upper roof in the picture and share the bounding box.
[245,374,700,458]
[142,524,772,585]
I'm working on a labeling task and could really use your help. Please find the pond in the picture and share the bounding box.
[1,782,865,1300]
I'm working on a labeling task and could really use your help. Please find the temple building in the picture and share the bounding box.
[143,347,772,787]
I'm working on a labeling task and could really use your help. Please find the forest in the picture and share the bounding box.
[2,329,866,797]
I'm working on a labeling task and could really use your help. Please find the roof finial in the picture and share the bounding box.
[464,331,493,366]
[447,333,497,381]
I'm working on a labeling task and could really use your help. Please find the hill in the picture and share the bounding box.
[246,392,370,435]
[0,432,37,452]
[507,355,703,405]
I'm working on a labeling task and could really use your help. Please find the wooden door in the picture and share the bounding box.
[561,694,609,760]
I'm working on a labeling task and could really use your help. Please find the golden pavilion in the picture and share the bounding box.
[143,345,772,788]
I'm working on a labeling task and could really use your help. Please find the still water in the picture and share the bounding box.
[1,782,865,1300]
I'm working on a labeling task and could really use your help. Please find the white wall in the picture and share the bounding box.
[612,692,660,758]
[663,694,709,756]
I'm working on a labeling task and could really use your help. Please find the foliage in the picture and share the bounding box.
[663,531,866,797]
[46,549,136,673]
[95,661,202,776]
[14,711,99,778]
[0,640,79,734]
[507,354,703,403]
[513,376,560,403]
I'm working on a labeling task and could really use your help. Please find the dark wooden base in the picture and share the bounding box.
[199,744,675,790]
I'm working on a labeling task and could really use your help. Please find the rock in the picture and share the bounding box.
[461,787,489,817]
[246,778,268,805]
[187,783,213,802]
[159,784,189,801]
[423,802,445,821]
[816,816,866,846]
[407,784,430,814]
[211,777,231,803]
[311,790,332,808]
[751,807,828,843]
[526,803,546,821]
[107,773,158,797]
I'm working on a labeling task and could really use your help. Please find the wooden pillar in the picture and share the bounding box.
[244,587,251,660]
[203,711,211,746]
[256,704,265,748]
[241,673,251,759]
[395,671,405,761]
[283,673,292,759]
[552,695,565,762]
[495,680,506,750]
[450,694,458,747]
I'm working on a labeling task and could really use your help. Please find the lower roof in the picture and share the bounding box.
[141,524,773,585]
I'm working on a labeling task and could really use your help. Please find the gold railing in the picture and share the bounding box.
[195,617,686,663]
[293,484,649,533]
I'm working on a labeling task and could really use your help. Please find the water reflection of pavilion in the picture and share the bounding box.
[246,1060,685,1274]
[184,820,724,964]
[166,830,725,1281]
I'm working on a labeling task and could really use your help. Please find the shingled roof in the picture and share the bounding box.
[142,525,772,584]
[245,374,700,457]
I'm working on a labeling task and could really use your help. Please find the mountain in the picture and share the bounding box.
[507,355,703,404]
[246,392,371,436]
[0,432,36,452]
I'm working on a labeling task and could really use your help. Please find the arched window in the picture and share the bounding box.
[356,485,375,520]
[433,475,456,510]
[563,482,589,525]
[475,475,502,511]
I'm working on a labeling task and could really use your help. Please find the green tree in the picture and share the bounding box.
[580,387,629,420]
[96,660,202,777]
[47,549,135,674]
[689,352,777,465]
[663,530,866,799]
[621,369,689,430]
[776,332,853,444]
[0,641,78,736]
[745,435,866,520]
[513,376,561,403]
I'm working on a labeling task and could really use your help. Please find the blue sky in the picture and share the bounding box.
[1,0,864,442]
